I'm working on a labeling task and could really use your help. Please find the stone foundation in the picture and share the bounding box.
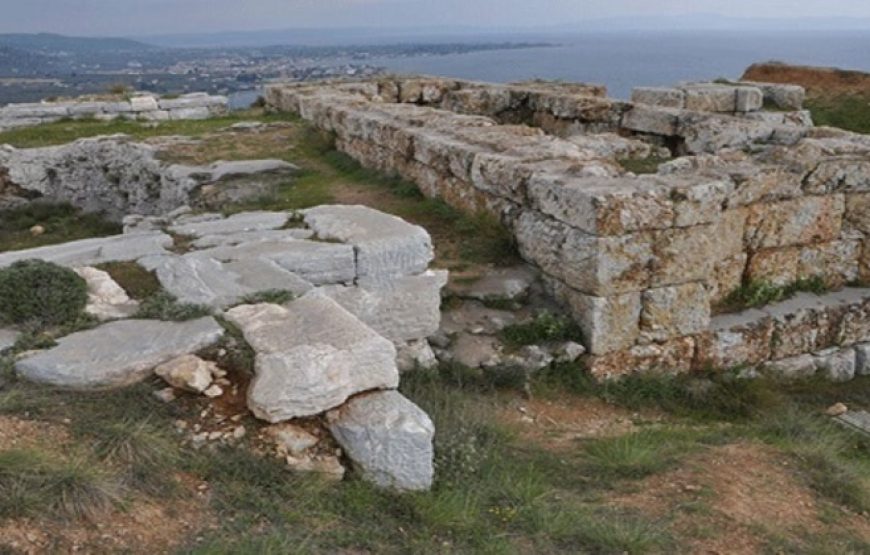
[0,92,229,131]
[266,76,870,380]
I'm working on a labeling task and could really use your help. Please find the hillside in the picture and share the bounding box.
[0,33,156,53]
[742,62,870,133]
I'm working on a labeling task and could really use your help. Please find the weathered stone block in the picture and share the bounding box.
[683,86,737,113]
[814,347,856,382]
[735,87,764,112]
[587,336,695,380]
[746,248,799,286]
[641,282,710,341]
[558,286,641,355]
[845,193,870,234]
[804,160,870,194]
[696,310,773,369]
[630,87,686,109]
[797,240,861,287]
[225,296,399,422]
[650,225,716,287]
[621,105,680,136]
[856,343,870,376]
[745,195,844,249]
[709,253,748,307]
[763,354,817,380]
[671,178,732,227]
[327,390,434,491]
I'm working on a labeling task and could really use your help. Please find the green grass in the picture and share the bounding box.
[133,291,212,321]
[0,110,297,149]
[500,310,584,348]
[580,429,693,480]
[807,94,870,134]
[238,289,296,305]
[718,276,829,313]
[0,448,120,520]
[0,202,120,253]
[97,261,161,300]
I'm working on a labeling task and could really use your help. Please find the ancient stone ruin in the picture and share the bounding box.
[0,205,444,491]
[0,92,229,131]
[265,76,870,381]
[0,135,299,218]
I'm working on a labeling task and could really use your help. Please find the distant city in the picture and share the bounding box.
[0,34,551,105]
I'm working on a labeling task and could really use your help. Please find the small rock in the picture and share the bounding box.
[266,423,320,457]
[207,431,223,441]
[203,384,224,398]
[826,403,849,417]
[155,354,216,393]
[232,426,246,440]
[396,339,438,372]
[505,345,554,372]
[29,225,45,236]
[153,387,177,403]
[285,454,346,480]
[554,341,586,363]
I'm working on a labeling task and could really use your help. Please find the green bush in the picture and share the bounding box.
[0,259,88,328]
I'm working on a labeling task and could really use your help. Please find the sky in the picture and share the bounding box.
[1,0,870,37]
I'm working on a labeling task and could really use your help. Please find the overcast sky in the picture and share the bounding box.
[2,0,870,36]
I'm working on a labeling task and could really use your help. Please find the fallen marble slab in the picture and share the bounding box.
[304,204,434,282]
[224,293,399,422]
[169,211,290,237]
[451,265,537,303]
[327,390,435,491]
[319,270,448,343]
[15,317,224,389]
[0,232,172,269]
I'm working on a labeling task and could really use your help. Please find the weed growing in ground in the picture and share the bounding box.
[0,259,88,329]
[238,289,296,305]
[718,276,829,313]
[0,202,120,252]
[97,261,161,300]
[501,310,584,348]
[133,291,212,321]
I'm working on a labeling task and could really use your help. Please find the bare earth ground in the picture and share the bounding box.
[0,113,868,553]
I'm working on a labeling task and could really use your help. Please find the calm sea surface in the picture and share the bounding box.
[362,31,870,99]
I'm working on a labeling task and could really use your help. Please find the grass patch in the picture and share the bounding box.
[618,156,670,175]
[500,310,584,348]
[133,291,212,321]
[96,261,161,300]
[238,289,296,305]
[580,428,698,480]
[0,202,120,252]
[717,276,829,313]
[0,448,120,520]
[807,94,870,134]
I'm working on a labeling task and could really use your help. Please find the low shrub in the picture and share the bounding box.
[0,259,88,328]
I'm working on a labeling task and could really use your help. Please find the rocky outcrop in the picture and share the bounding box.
[0,92,228,131]
[0,137,299,221]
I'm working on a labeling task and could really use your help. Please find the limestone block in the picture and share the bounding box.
[641,283,710,341]
[15,318,224,389]
[621,105,680,136]
[587,336,695,380]
[856,343,870,376]
[396,339,438,372]
[764,293,839,359]
[804,160,870,194]
[745,195,844,249]
[814,348,856,382]
[319,270,448,343]
[67,102,107,116]
[670,178,732,227]
[741,82,806,110]
[130,96,159,112]
[845,193,870,234]
[833,288,870,346]
[678,113,774,154]
[527,174,675,235]
[304,205,434,281]
[169,211,289,237]
[630,87,686,109]
[73,266,139,320]
[0,232,172,269]
[165,106,212,120]
[650,225,716,287]
[140,110,170,122]
[557,286,641,355]
[683,86,737,113]
[327,390,435,491]
[746,248,799,286]
[763,354,818,380]
[797,240,861,287]
[735,87,764,112]
[731,167,803,206]
[224,295,399,421]
[709,253,748,306]
[696,310,773,369]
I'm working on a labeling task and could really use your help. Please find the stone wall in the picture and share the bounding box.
[266,77,870,380]
[0,92,229,131]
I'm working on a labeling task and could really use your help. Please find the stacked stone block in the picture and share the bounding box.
[267,77,870,381]
[0,92,229,131]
